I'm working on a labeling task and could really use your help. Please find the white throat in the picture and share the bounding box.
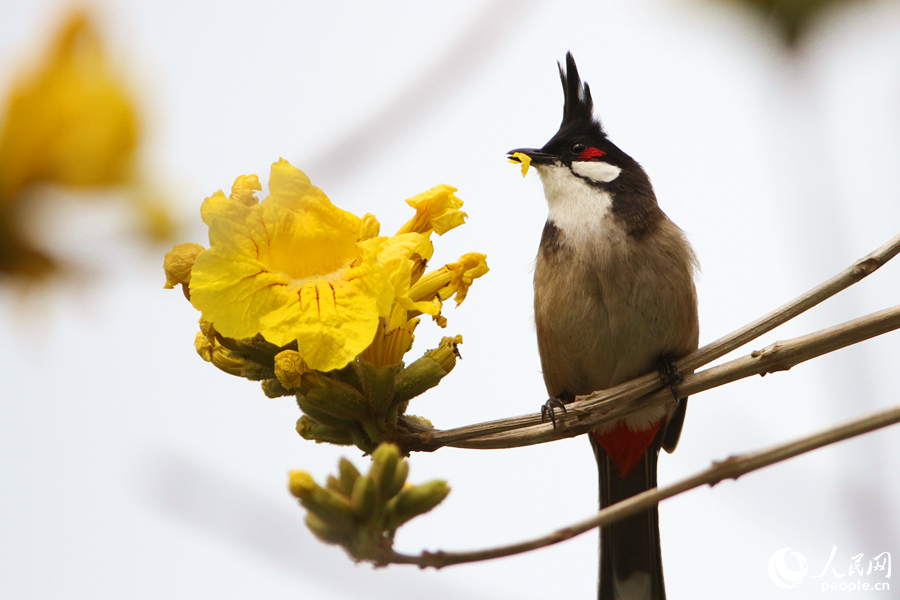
[536,162,620,243]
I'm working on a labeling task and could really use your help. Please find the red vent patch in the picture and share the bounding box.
[591,420,662,478]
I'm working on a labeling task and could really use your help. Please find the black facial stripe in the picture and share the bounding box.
[566,164,613,190]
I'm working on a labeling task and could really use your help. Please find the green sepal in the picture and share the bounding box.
[239,360,276,381]
[296,398,357,430]
[321,360,363,393]
[393,356,448,406]
[231,334,281,368]
[261,378,292,398]
[358,360,402,417]
[304,376,369,421]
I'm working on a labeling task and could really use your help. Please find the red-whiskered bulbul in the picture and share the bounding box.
[508,53,699,600]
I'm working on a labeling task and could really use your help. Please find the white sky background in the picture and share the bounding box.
[1,0,900,598]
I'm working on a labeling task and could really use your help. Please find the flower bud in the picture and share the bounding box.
[386,480,450,527]
[164,243,204,299]
[274,350,319,392]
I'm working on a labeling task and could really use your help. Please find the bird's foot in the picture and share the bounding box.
[657,357,684,402]
[541,396,569,429]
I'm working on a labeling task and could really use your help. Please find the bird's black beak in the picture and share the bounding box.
[507,148,557,165]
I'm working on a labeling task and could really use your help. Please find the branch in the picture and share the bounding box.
[386,401,900,568]
[399,232,900,451]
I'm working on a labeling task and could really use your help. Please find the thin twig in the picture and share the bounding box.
[684,230,900,371]
[386,402,900,569]
[399,232,900,451]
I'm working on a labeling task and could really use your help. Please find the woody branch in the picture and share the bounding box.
[399,231,900,451]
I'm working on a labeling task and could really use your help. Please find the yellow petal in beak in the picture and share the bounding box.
[509,152,532,177]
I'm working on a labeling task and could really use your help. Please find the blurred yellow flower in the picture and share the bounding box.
[0,12,138,201]
[190,159,396,372]
[0,12,177,281]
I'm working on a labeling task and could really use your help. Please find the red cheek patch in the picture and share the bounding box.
[579,147,606,160]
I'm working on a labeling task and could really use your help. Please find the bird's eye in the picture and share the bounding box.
[571,143,586,154]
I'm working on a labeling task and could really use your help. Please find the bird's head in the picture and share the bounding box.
[508,52,634,187]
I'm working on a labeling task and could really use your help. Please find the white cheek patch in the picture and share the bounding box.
[571,160,622,183]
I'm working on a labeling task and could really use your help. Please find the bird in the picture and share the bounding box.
[508,52,699,600]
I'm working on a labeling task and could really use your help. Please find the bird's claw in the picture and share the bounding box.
[541,397,568,429]
[657,357,684,402]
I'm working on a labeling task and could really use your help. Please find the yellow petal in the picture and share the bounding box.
[509,152,532,177]
[396,184,466,236]
[360,213,380,240]
[408,252,489,307]
[230,174,262,206]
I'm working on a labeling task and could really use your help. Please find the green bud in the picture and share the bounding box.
[350,475,378,520]
[301,484,356,533]
[387,480,450,527]
[288,470,317,500]
[305,513,351,546]
[387,458,409,499]
[393,356,448,406]
[325,475,343,495]
[369,443,400,501]
[304,376,369,421]
[295,396,358,429]
[338,458,361,496]
[296,416,356,446]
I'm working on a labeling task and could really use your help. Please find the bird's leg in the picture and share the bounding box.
[657,357,684,402]
[541,391,574,429]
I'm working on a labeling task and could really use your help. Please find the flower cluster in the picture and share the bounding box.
[165,159,487,451]
[289,443,449,562]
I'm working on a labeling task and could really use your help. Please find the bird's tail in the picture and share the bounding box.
[592,433,665,600]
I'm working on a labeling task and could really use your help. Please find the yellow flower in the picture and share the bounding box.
[408,252,489,309]
[189,159,395,372]
[0,12,138,201]
[395,184,466,236]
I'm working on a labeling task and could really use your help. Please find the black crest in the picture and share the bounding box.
[558,52,603,133]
